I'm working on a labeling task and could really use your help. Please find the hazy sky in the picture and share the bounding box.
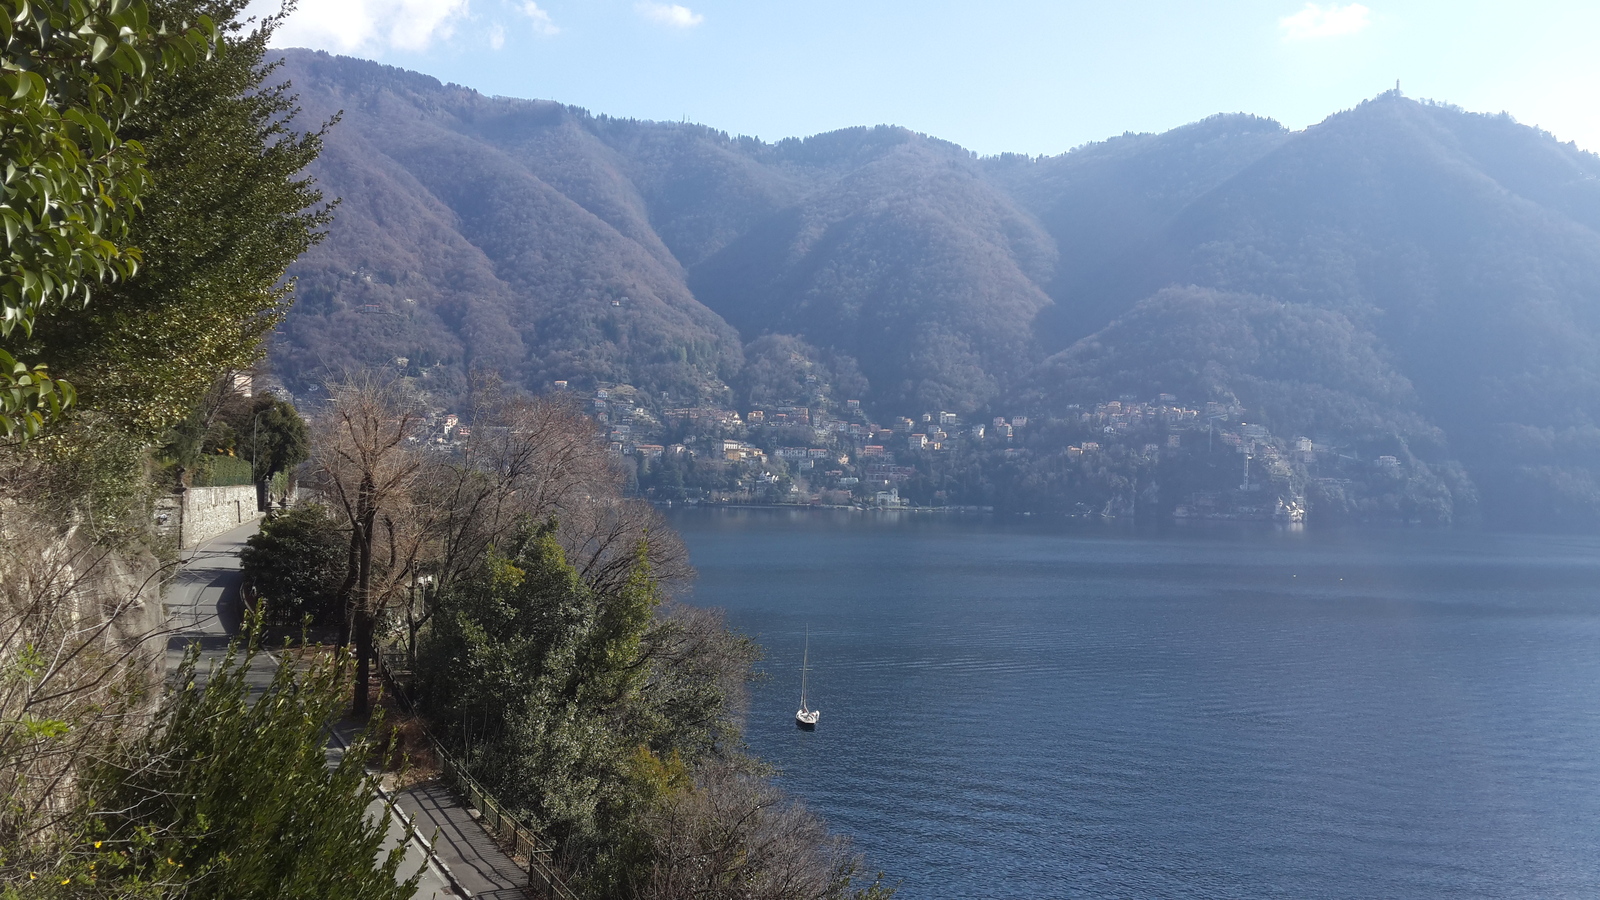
[244,0,1600,157]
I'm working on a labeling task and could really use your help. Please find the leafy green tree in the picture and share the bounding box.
[0,823,183,898]
[234,393,309,483]
[240,503,345,624]
[82,638,418,900]
[414,521,875,899]
[416,522,661,850]
[223,391,309,508]
[0,0,214,438]
[22,0,331,440]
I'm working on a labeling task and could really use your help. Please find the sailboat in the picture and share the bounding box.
[795,627,820,731]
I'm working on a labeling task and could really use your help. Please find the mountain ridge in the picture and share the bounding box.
[268,50,1600,524]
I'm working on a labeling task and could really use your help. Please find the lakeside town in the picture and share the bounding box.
[391,376,1449,524]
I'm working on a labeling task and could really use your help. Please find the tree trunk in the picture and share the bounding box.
[351,496,376,713]
[353,607,373,714]
[335,525,360,649]
[406,602,421,672]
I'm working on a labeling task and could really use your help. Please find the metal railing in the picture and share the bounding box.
[375,649,580,900]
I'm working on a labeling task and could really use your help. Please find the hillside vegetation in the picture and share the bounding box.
[271,51,1600,525]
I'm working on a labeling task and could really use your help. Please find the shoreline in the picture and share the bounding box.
[653,502,1584,535]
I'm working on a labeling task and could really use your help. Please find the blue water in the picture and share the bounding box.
[667,508,1600,900]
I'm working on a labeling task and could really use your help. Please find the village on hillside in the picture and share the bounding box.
[390,373,1443,523]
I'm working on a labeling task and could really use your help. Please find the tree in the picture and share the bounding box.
[81,637,419,900]
[239,503,344,624]
[309,374,425,712]
[14,0,329,444]
[414,524,890,900]
[416,524,663,860]
[156,372,239,486]
[0,0,215,439]
[398,383,689,666]
[628,761,895,900]
[228,391,309,509]
[438,391,690,586]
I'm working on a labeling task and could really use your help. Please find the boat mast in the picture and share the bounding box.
[800,627,809,711]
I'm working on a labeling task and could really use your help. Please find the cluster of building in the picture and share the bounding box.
[423,375,1418,519]
[546,377,1044,504]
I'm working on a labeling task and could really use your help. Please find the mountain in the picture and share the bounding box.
[1021,97,1600,523]
[690,133,1057,413]
[272,52,748,402]
[267,50,1600,525]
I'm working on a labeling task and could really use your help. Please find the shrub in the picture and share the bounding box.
[240,504,346,624]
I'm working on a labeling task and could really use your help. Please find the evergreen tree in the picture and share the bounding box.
[417,521,661,850]
[82,638,418,900]
[240,503,345,624]
[23,0,331,440]
[0,0,215,438]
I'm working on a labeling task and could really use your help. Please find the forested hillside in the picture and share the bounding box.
[270,49,1600,525]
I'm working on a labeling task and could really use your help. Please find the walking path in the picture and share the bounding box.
[168,523,529,898]
[394,780,529,900]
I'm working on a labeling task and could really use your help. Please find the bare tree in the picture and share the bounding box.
[633,760,882,900]
[308,374,426,712]
[560,494,692,600]
[417,388,617,592]
[394,389,690,659]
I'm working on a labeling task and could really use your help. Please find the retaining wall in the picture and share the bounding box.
[176,485,262,548]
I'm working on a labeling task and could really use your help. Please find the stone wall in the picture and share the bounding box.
[176,485,262,548]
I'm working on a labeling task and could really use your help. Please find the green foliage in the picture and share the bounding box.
[416,521,662,848]
[189,452,252,486]
[0,348,73,440]
[82,638,418,900]
[240,503,346,624]
[13,420,153,540]
[0,822,183,899]
[23,0,330,439]
[0,0,215,438]
[413,519,880,898]
[219,391,308,482]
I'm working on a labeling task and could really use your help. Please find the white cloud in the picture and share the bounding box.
[636,2,704,28]
[390,0,470,49]
[1280,3,1371,41]
[257,0,470,53]
[520,1,560,35]
[489,21,506,49]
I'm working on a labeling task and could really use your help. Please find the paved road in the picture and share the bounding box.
[164,522,253,673]
[167,523,460,899]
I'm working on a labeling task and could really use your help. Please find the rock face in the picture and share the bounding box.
[269,53,1600,524]
[0,510,170,824]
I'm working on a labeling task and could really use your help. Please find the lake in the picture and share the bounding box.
[666,508,1600,900]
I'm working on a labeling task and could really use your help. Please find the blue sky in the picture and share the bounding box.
[245,0,1600,157]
